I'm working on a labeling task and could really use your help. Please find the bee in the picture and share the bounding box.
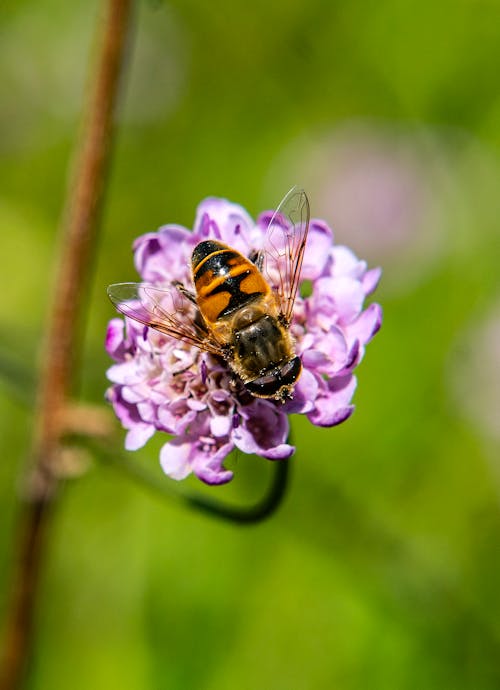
[107,188,310,402]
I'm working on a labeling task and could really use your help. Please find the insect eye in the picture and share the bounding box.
[278,356,302,386]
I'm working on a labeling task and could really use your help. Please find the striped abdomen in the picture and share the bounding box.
[192,240,271,325]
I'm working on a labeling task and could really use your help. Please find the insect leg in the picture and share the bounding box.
[173,281,197,304]
[249,250,264,271]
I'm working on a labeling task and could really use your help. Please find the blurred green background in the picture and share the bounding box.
[2,0,500,688]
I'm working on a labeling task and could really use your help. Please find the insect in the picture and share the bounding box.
[107,188,310,402]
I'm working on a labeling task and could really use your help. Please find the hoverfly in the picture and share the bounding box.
[107,188,310,402]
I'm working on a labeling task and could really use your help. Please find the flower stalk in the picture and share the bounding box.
[82,432,292,524]
[0,2,133,688]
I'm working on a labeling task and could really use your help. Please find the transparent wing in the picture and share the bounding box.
[260,187,310,324]
[107,282,224,356]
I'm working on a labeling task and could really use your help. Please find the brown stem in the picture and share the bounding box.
[0,1,133,688]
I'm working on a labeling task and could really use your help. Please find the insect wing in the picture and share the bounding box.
[107,282,223,355]
[260,188,310,324]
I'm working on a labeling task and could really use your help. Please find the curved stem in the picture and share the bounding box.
[186,460,290,524]
[85,435,291,525]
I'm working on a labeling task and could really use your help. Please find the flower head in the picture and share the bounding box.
[106,195,382,484]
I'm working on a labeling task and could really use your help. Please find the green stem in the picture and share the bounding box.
[85,435,292,525]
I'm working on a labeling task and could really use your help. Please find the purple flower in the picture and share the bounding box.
[106,196,382,485]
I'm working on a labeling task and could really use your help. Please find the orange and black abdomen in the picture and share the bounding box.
[192,240,270,325]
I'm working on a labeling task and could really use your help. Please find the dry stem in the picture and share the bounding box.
[0,1,133,687]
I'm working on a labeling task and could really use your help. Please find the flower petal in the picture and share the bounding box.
[301,220,334,280]
[210,414,232,437]
[234,400,293,459]
[134,225,191,282]
[331,245,367,279]
[307,375,357,427]
[362,267,382,295]
[160,439,193,480]
[345,303,383,346]
[125,423,155,451]
[283,367,318,414]
[192,441,234,485]
[105,318,126,359]
[193,198,259,256]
